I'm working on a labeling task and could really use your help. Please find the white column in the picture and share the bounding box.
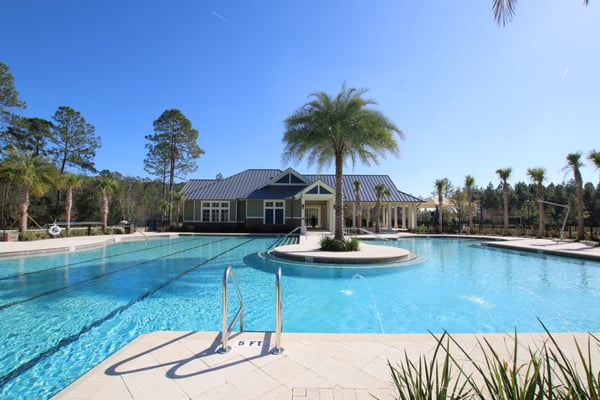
[387,204,392,231]
[300,198,306,234]
[409,205,417,229]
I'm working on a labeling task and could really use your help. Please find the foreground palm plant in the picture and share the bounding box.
[383,326,600,400]
[383,332,473,400]
[451,332,546,400]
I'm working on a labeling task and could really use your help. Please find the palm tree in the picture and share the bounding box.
[159,199,171,227]
[496,168,512,236]
[95,175,117,233]
[434,178,448,233]
[374,184,391,234]
[588,149,600,187]
[171,191,185,226]
[565,152,585,241]
[493,0,589,26]
[527,168,546,238]
[0,148,56,234]
[464,175,475,231]
[353,180,362,230]
[283,83,403,241]
[58,173,81,236]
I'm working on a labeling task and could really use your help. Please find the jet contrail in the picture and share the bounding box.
[211,10,235,26]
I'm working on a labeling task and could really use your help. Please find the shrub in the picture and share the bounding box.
[320,236,360,252]
[19,231,49,241]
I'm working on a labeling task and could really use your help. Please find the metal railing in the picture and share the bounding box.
[344,227,388,241]
[271,267,284,355]
[268,226,302,250]
[218,266,244,353]
[218,266,284,355]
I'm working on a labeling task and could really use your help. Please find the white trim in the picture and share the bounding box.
[200,201,230,223]
[294,180,335,200]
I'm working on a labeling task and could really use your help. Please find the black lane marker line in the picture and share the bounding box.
[0,237,231,311]
[0,236,202,281]
[0,237,257,388]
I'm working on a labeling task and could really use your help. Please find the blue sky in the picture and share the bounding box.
[2,0,599,198]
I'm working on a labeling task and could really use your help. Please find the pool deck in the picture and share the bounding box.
[1,231,599,399]
[1,230,599,261]
[50,331,600,400]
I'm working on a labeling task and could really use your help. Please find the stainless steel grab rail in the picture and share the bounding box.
[268,226,301,250]
[271,267,284,355]
[218,266,244,353]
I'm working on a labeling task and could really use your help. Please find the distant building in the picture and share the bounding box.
[181,168,422,233]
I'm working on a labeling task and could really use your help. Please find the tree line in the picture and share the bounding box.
[0,61,203,238]
[430,156,600,241]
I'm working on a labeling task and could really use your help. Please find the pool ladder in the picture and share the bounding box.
[218,266,284,355]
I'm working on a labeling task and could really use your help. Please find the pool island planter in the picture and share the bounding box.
[270,242,411,264]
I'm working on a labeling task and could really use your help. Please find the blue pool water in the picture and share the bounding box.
[0,235,599,399]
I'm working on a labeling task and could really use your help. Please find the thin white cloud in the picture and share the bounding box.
[563,67,569,76]
[211,10,235,27]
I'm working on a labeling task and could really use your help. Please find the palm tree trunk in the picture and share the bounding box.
[65,188,73,236]
[101,193,109,233]
[437,193,443,233]
[575,175,584,241]
[467,188,473,230]
[503,186,509,236]
[168,147,176,225]
[334,154,344,240]
[18,187,29,233]
[537,186,544,238]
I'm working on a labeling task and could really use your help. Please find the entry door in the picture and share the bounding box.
[305,207,320,228]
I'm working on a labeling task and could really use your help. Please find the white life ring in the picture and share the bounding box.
[48,224,62,236]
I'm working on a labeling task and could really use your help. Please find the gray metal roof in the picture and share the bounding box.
[304,174,422,203]
[182,169,422,203]
[247,185,307,199]
[181,169,282,200]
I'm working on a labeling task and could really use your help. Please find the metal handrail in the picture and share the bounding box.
[269,226,302,250]
[344,227,387,241]
[218,266,244,353]
[271,267,284,355]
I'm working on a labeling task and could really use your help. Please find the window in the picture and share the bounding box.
[264,201,284,224]
[202,202,229,222]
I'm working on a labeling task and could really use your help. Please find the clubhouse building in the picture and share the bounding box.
[181,168,422,233]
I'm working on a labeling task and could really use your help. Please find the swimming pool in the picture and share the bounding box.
[1,235,598,399]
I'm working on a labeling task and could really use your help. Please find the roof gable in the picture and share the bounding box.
[306,185,332,195]
[260,167,310,188]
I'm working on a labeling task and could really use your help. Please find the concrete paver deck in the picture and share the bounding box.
[479,237,600,261]
[52,331,600,400]
[271,240,410,264]
[0,232,177,257]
